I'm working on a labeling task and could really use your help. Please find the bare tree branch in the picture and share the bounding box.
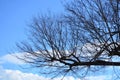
[16,0,120,79]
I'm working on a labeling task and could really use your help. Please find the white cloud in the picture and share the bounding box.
[0,66,78,80]
[0,67,47,80]
[0,53,26,65]
[0,65,113,80]
[0,51,117,80]
[84,76,108,80]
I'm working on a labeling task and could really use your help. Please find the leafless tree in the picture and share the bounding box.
[17,0,120,79]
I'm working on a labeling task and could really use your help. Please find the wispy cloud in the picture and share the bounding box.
[0,53,117,80]
[0,65,112,80]
[0,66,47,80]
[0,53,26,65]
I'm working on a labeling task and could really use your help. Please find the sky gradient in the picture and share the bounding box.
[0,0,64,56]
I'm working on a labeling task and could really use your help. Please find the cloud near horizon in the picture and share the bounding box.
[0,52,117,80]
[0,66,47,80]
[0,65,112,80]
[0,53,26,65]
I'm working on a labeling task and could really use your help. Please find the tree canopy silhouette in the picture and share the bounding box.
[17,0,120,79]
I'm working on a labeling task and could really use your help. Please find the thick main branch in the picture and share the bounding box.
[77,61,120,66]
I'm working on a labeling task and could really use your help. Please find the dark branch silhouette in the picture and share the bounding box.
[16,0,120,79]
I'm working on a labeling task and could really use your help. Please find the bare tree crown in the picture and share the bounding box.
[17,0,120,78]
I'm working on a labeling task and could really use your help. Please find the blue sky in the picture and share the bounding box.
[0,0,119,80]
[0,0,64,56]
